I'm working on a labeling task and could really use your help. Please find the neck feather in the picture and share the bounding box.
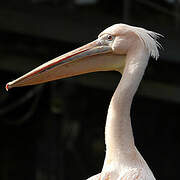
[104,45,149,163]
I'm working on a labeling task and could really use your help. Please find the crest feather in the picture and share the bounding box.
[132,27,162,60]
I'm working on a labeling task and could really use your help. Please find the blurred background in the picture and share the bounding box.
[0,0,180,179]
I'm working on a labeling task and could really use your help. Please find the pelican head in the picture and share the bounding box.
[6,24,160,90]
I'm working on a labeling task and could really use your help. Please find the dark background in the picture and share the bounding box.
[0,0,180,179]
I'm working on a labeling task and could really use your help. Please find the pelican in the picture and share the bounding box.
[6,24,161,180]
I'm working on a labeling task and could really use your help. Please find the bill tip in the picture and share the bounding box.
[5,83,9,91]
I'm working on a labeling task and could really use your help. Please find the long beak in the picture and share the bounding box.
[6,40,115,91]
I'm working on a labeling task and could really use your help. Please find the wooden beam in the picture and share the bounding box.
[0,3,180,62]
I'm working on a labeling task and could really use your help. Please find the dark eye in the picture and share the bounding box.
[107,35,113,41]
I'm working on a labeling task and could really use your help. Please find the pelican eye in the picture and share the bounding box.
[107,35,113,41]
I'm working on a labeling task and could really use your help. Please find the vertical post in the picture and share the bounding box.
[123,0,131,23]
[174,0,180,29]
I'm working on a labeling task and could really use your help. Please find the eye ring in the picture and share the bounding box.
[107,35,113,41]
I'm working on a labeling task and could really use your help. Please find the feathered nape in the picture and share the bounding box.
[132,27,162,60]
